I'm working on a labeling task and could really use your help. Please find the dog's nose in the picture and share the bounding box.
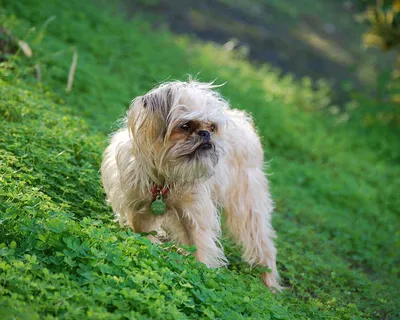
[198,130,211,141]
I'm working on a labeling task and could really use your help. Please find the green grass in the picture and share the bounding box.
[0,0,399,319]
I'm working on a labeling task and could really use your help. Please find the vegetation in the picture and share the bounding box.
[362,0,400,51]
[359,0,400,108]
[0,0,399,319]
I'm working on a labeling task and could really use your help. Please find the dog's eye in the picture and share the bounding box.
[210,124,217,132]
[180,123,191,131]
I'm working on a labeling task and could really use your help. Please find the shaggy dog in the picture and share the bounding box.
[101,80,281,289]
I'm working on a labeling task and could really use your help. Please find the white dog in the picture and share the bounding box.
[101,80,281,289]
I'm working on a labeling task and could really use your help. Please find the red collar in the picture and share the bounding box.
[150,185,169,200]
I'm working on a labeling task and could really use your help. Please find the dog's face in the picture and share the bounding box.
[127,81,229,182]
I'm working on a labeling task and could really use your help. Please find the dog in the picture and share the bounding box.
[101,80,281,289]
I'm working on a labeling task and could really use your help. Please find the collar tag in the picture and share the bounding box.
[150,186,168,215]
[151,194,167,215]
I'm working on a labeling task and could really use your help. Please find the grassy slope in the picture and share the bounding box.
[0,0,399,319]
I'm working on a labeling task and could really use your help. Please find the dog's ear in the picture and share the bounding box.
[142,87,173,121]
[127,88,173,156]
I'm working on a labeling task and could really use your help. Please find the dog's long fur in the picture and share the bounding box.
[101,80,281,289]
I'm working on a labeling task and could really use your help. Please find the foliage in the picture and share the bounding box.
[361,0,400,51]
[1,0,399,319]
[359,0,400,111]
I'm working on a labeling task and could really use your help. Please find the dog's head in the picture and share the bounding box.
[127,81,229,183]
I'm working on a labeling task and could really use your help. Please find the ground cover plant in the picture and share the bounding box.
[0,0,399,319]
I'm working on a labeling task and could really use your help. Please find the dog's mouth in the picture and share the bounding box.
[183,142,214,158]
[174,142,216,160]
[195,142,213,151]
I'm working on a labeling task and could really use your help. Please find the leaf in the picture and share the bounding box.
[46,218,67,233]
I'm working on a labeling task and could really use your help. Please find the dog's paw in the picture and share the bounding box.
[262,272,283,293]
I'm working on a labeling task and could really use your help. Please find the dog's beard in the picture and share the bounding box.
[158,137,222,183]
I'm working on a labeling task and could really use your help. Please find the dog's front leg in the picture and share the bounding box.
[179,199,228,268]
[224,167,281,290]
[129,212,161,243]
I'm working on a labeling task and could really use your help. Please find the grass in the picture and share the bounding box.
[0,0,399,319]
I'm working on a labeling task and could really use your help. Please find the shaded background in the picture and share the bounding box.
[120,0,396,103]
